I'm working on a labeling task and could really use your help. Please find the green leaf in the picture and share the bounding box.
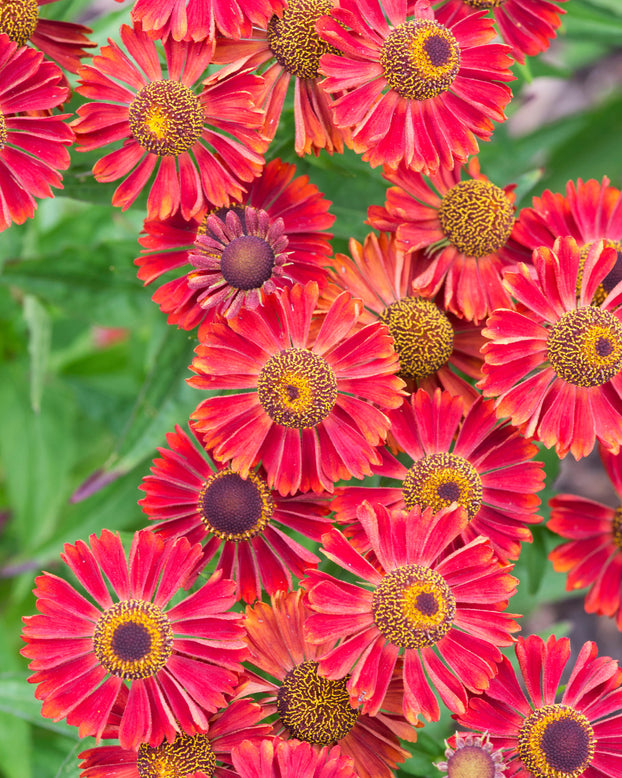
[23,295,52,413]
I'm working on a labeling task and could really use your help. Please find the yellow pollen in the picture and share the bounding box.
[547,307,622,387]
[463,0,504,8]
[402,453,483,520]
[0,113,6,150]
[372,564,455,649]
[137,732,217,778]
[612,506,622,550]
[518,704,595,778]
[0,0,39,47]
[198,468,274,541]
[93,600,173,680]
[276,661,359,745]
[128,80,204,157]
[446,744,497,778]
[257,347,338,429]
[578,240,622,306]
[267,0,337,80]
[438,180,515,257]
[379,19,460,101]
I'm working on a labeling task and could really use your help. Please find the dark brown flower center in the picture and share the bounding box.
[128,80,204,156]
[220,235,276,290]
[0,0,39,47]
[198,468,273,541]
[137,732,216,778]
[267,0,336,79]
[402,453,483,520]
[379,20,460,101]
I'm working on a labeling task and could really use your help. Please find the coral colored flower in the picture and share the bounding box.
[78,699,271,778]
[0,0,94,73]
[316,0,513,171]
[435,0,567,65]
[479,237,622,459]
[456,634,622,778]
[21,529,247,750]
[324,230,485,405]
[304,502,519,724]
[73,23,267,220]
[367,159,528,323]
[212,0,350,156]
[231,738,357,778]
[240,590,417,778]
[139,424,332,603]
[435,732,507,778]
[0,35,73,232]
[188,281,405,496]
[548,446,622,630]
[333,388,544,562]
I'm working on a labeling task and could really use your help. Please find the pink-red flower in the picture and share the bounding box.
[304,502,519,723]
[0,34,73,232]
[333,388,544,562]
[479,237,622,459]
[139,424,331,603]
[21,529,247,750]
[188,281,405,496]
[316,0,514,170]
[456,634,622,778]
[73,23,267,220]
[232,739,357,778]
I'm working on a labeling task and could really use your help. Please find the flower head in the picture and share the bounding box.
[435,732,507,778]
[456,634,622,778]
[21,529,246,749]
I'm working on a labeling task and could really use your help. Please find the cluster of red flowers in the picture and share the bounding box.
[11,0,622,776]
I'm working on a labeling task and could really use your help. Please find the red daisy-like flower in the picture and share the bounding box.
[188,281,405,496]
[212,0,350,157]
[139,424,331,603]
[316,0,514,171]
[456,634,622,778]
[21,529,247,750]
[367,159,528,323]
[323,231,485,405]
[0,35,73,232]
[1,0,94,73]
[333,388,544,562]
[239,590,417,778]
[231,738,358,778]
[435,0,567,65]
[479,237,622,459]
[548,446,622,630]
[304,502,520,724]
[72,23,267,220]
[435,732,507,778]
[78,699,271,778]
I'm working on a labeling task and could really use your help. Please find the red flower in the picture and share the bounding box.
[323,231,485,405]
[548,446,622,630]
[73,23,267,220]
[188,281,405,496]
[333,388,544,562]
[316,0,513,170]
[479,237,622,459]
[232,739,358,778]
[436,0,568,65]
[456,634,622,778]
[0,35,73,232]
[304,502,519,723]
[367,159,528,323]
[139,424,331,603]
[21,529,247,750]
[78,699,271,778]
[239,590,417,778]
[212,0,351,156]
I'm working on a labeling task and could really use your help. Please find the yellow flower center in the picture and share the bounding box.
[198,468,274,541]
[578,240,622,305]
[380,297,454,380]
[518,704,595,778]
[372,564,455,649]
[137,732,216,778]
[257,347,338,429]
[276,661,358,744]
[0,0,39,47]
[93,600,173,679]
[438,180,515,258]
[446,743,499,778]
[463,0,504,8]
[0,113,6,150]
[128,80,204,157]
[379,19,460,101]
[547,307,622,387]
[267,0,337,79]
[402,453,483,520]
[612,506,622,550]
